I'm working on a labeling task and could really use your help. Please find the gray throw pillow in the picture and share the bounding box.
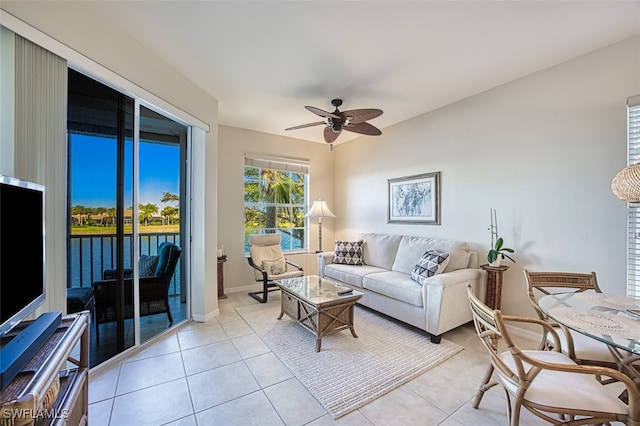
[411,250,450,286]
[139,255,159,277]
[333,240,364,265]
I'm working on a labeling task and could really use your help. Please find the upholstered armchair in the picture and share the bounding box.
[247,234,303,303]
[92,242,181,338]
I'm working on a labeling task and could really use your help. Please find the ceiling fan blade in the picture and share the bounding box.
[306,106,340,119]
[285,121,325,131]
[324,126,341,143]
[343,109,383,124]
[344,121,382,136]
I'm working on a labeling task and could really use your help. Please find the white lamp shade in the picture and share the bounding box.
[305,200,336,218]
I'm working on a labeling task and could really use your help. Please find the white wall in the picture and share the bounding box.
[334,35,640,318]
[218,125,334,293]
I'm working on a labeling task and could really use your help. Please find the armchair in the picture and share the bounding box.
[247,234,303,303]
[92,242,181,338]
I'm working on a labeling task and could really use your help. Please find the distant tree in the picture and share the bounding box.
[139,203,158,225]
[161,192,179,205]
[161,206,179,224]
[71,205,90,226]
[106,208,116,225]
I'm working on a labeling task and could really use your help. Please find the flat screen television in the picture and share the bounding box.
[0,174,46,337]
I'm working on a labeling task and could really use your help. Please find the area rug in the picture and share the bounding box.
[235,301,463,419]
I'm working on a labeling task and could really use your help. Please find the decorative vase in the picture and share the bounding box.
[489,257,501,267]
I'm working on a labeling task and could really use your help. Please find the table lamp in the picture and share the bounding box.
[305,199,336,253]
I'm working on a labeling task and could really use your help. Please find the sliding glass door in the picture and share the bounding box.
[67,69,189,367]
[138,105,188,344]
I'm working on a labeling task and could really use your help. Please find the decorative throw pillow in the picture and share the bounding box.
[333,240,364,265]
[263,257,287,275]
[139,255,159,277]
[411,250,450,286]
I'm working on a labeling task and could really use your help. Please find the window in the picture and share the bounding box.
[244,155,309,253]
[627,96,640,297]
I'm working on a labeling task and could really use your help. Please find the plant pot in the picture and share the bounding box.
[489,257,501,267]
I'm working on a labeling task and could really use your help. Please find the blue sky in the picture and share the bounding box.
[70,134,180,209]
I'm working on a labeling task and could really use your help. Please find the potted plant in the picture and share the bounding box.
[487,208,515,267]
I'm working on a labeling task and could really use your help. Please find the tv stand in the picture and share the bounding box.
[1,312,62,389]
[0,312,89,425]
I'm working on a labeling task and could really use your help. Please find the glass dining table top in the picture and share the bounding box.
[538,292,640,355]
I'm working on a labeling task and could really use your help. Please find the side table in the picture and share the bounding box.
[480,264,509,310]
[217,255,228,299]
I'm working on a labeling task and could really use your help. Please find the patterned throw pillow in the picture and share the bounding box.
[411,250,450,286]
[263,257,287,275]
[333,240,364,265]
[139,255,159,277]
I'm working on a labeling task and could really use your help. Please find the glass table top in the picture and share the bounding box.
[275,275,363,306]
[538,292,640,355]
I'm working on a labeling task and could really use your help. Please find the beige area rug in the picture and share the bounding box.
[235,301,463,419]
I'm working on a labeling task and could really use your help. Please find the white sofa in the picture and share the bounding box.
[319,233,485,343]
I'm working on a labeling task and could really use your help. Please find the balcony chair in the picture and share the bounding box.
[467,284,640,426]
[92,241,181,338]
[247,234,303,303]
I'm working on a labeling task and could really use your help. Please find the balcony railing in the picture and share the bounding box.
[68,233,181,296]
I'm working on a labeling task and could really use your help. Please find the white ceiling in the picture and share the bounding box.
[76,1,640,144]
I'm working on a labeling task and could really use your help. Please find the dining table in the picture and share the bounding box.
[538,292,640,378]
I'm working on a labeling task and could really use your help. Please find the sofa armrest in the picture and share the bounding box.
[317,251,335,277]
[422,268,484,289]
[421,267,486,335]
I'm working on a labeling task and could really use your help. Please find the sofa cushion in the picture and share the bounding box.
[333,240,364,265]
[324,263,387,288]
[362,271,423,307]
[391,236,470,274]
[357,233,402,269]
[411,250,450,285]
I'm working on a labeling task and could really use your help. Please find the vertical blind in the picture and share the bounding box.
[627,95,640,297]
[14,35,68,313]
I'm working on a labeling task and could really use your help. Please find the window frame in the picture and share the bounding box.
[626,95,640,297]
[243,155,309,254]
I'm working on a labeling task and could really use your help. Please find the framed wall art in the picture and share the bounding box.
[387,171,440,224]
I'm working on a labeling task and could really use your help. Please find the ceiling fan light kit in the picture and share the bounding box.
[286,98,383,145]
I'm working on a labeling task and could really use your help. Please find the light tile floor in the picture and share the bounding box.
[87,292,545,425]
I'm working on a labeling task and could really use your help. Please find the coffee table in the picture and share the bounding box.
[275,275,363,352]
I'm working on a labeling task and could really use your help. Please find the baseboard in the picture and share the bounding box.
[192,308,219,323]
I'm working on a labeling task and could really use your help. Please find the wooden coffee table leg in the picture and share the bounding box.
[316,337,322,352]
[350,326,358,338]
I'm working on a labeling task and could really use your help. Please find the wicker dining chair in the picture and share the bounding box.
[467,284,640,426]
[523,270,618,369]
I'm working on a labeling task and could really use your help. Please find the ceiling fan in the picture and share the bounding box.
[285,99,383,144]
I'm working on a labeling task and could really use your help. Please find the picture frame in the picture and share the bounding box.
[387,171,440,224]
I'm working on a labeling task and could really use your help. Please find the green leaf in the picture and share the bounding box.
[494,237,504,250]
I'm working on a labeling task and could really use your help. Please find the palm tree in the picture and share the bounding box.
[139,203,158,225]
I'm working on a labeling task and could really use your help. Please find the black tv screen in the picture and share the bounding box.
[0,175,46,336]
